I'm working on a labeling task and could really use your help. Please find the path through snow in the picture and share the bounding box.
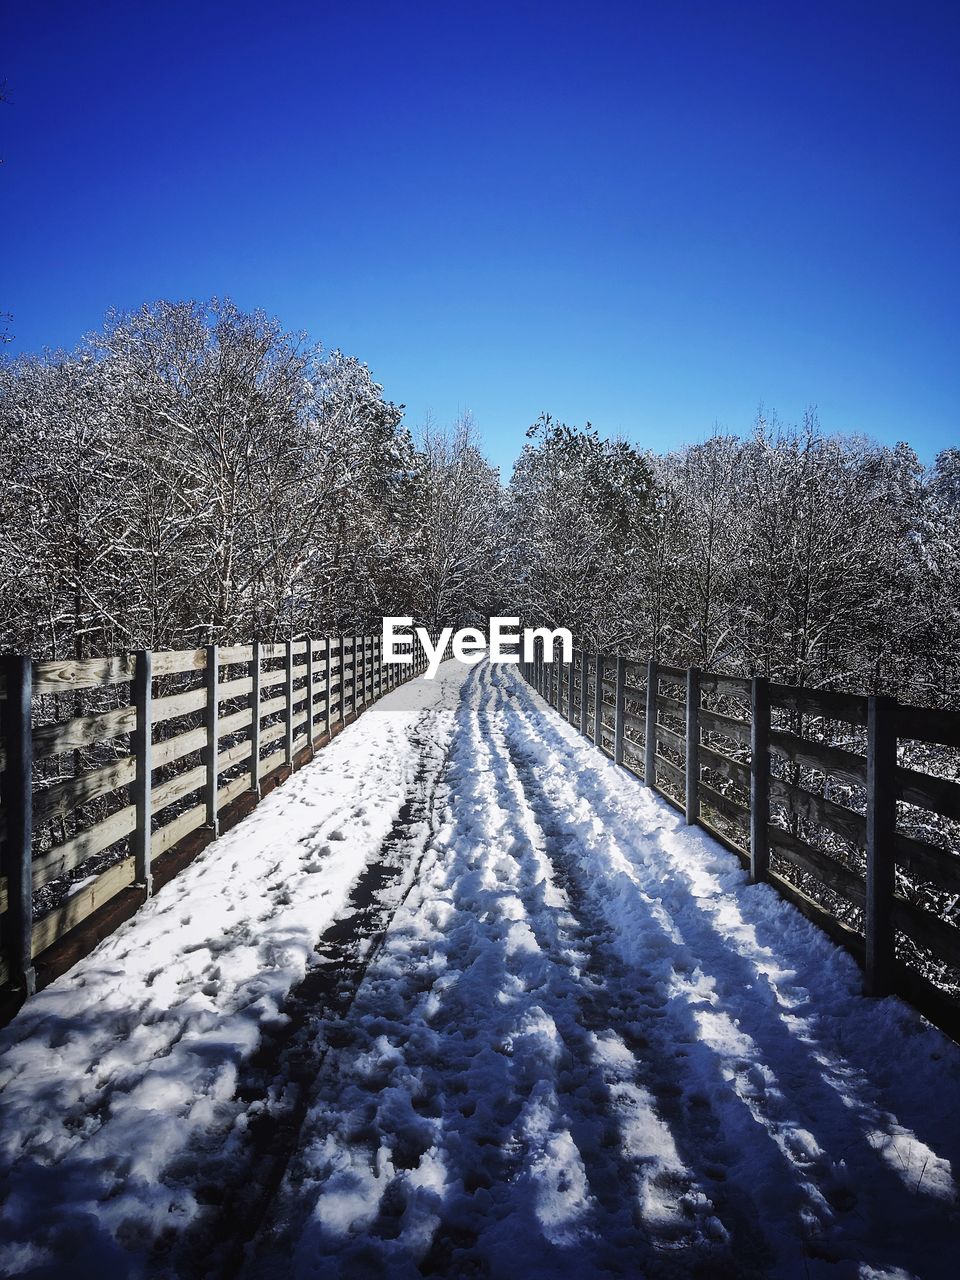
[1,659,959,1279]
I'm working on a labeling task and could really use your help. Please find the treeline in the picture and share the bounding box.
[0,299,474,655]
[2,299,958,707]
[503,415,960,707]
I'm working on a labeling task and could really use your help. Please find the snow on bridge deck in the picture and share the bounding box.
[1,659,959,1279]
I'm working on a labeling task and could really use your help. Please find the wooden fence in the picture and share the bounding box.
[522,644,960,1039]
[0,634,429,1001]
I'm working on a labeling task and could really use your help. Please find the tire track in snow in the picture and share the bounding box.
[493,661,960,1277]
[249,663,741,1279]
[465,663,758,1277]
[160,700,457,1280]
[227,658,960,1280]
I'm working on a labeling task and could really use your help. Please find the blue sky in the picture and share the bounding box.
[3,1,957,475]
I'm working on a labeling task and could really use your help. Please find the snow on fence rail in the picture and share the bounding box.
[0,634,429,1000]
[522,644,960,1040]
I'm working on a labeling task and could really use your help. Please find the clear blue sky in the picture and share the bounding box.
[3,0,957,475]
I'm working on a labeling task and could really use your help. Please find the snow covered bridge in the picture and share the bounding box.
[1,660,959,1278]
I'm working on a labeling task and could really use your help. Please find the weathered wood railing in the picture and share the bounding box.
[0,634,430,1000]
[522,644,960,1039]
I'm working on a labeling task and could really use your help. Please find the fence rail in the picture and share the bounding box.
[522,644,960,1040]
[0,634,429,1001]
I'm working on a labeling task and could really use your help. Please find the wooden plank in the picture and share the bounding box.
[686,666,700,824]
[218,644,254,665]
[217,771,254,811]
[151,649,206,677]
[768,825,865,908]
[218,675,253,701]
[219,706,254,737]
[699,781,750,825]
[656,721,684,751]
[654,753,684,787]
[217,738,252,773]
[259,668,288,691]
[767,869,865,957]
[895,702,960,749]
[697,815,749,866]
[260,693,287,718]
[153,686,207,723]
[700,707,751,745]
[152,763,206,815]
[890,964,960,1047]
[151,803,206,858]
[33,654,134,694]
[260,722,286,750]
[658,663,686,679]
[650,780,684,814]
[32,808,138,890]
[623,706,645,733]
[32,805,138,889]
[153,724,206,769]
[31,857,136,957]
[893,833,960,893]
[892,897,960,969]
[258,746,287,779]
[658,693,686,717]
[32,705,137,759]
[769,728,867,787]
[896,765,960,820]
[699,672,751,697]
[34,756,137,825]
[768,683,868,726]
[700,744,751,791]
[768,776,865,847]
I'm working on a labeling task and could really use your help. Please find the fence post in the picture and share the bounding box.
[594,653,604,745]
[306,637,315,747]
[205,644,220,836]
[685,667,700,825]
[250,641,262,795]
[2,655,35,996]
[865,695,897,996]
[614,654,626,765]
[567,650,576,723]
[580,649,589,737]
[284,640,294,768]
[131,649,153,894]
[323,638,332,739]
[343,637,350,727]
[750,676,770,883]
[644,658,658,786]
